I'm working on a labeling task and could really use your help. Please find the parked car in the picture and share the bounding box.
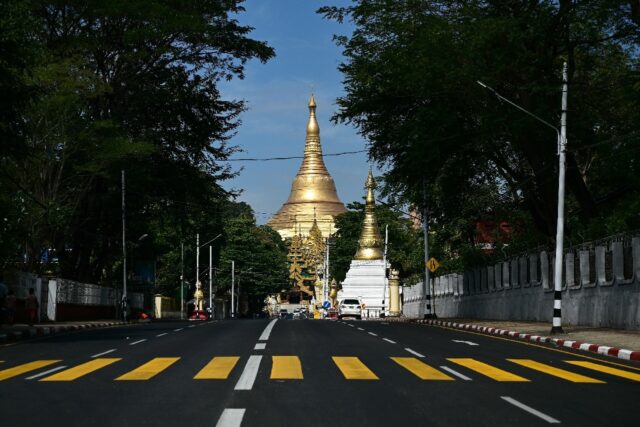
[338,298,362,319]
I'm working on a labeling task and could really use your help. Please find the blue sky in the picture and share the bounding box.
[219,0,377,224]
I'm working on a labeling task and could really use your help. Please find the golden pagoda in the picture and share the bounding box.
[267,95,346,238]
[354,168,384,260]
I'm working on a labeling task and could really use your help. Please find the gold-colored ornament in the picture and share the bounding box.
[353,168,384,260]
[267,95,347,238]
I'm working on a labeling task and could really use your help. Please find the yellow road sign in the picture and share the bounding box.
[426,257,441,273]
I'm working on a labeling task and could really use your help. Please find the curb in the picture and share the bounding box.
[412,319,640,362]
[0,321,125,343]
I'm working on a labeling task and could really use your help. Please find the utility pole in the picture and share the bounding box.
[180,242,184,320]
[231,261,236,318]
[209,245,213,319]
[196,233,199,286]
[121,170,127,322]
[381,224,389,315]
[423,183,433,319]
[551,62,568,334]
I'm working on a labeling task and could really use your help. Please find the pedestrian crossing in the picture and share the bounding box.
[0,355,639,384]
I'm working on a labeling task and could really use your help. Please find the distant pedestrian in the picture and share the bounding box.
[25,288,39,326]
[5,290,16,325]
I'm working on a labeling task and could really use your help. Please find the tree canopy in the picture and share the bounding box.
[320,0,640,262]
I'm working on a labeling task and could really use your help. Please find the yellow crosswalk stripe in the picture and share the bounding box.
[448,358,529,382]
[271,356,303,380]
[0,360,61,381]
[391,357,454,381]
[115,357,180,381]
[508,359,604,383]
[194,356,240,379]
[40,358,121,381]
[332,357,379,380]
[564,361,640,382]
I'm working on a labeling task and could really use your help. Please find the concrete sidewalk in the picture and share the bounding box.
[0,320,127,343]
[377,316,640,361]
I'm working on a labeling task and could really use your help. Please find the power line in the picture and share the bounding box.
[227,149,367,162]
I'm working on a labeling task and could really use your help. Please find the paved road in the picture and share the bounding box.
[1,318,639,426]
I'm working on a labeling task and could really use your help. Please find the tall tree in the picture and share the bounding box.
[320,1,640,253]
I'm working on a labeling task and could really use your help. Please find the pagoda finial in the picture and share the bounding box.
[354,169,383,260]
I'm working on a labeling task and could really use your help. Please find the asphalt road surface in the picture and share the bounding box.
[1,318,639,426]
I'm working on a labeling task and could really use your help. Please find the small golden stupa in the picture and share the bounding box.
[267,95,346,238]
[353,168,384,260]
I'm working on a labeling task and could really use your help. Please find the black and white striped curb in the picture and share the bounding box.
[0,321,125,343]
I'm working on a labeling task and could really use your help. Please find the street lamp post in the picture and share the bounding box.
[477,61,568,334]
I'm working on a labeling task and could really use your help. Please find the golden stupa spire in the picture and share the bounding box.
[354,168,384,260]
[267,94,347,239]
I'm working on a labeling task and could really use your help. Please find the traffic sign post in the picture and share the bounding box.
[425,257,440,318]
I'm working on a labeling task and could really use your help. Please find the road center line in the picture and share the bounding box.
[368,332,378,336]
[383,338,396,344]
[129,339,147,346]
[404,348,425,358]
[254,343,266,350]
[440,365,472,381]
[259,319,278,341]
[215,408,246,427]
[156,333,168,337]
[188,325,196,328]
[91,349,116,358]
[25,365,67,380]
[357,327,364,331]
[501,396,560,424]
[174,328,183,332]
[348,324,355,327]
[234,355,262,390]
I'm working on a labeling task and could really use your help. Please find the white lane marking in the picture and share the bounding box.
[25,365,67,380]
[215,408,246,427]
[501,396,560,424]
[91,349,116,358]
[174,328,184,332]
[368,332,378,336]
[404,348,425,358]
[357,327,364,331]
[452,339,479,346]
[440,365,472,381]
[188,325,196,328]
[348,324,355,327]
[383,338,396,344]
[259,319,278,341]
[254,343,266,350]
[156,333,168,337]
[234,355,262,390]
[129,339,147,346]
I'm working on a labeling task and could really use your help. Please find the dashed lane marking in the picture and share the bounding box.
[234,355,262,390]
[332,357,379,380]
[215,408,246,427]
[508,359,604,383]
[0,360,61,381]
[565,360,640,382]
[391,357,454,381]
[440,365,472,381]
[194,357,239,380]
[271,356,303,380]
[129,339,147,346]
[383,338,396,344]
[25,365,67,380]
[116,357,179,381]
[357,327,364,331]
[174,328,184,332]
[254,343,266,350]
[156,333,168,337]
[91,349,116,358]
[501,396,560,424]
[40,358,121,381]
[448,358,529,382]
[188,325,196,328]
[259,319,278,341]
[368,332,378,337]
[404,348,425,358]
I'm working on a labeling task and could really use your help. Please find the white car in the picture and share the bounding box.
[338,298,362,319]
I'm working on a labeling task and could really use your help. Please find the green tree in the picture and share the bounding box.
[320,1,640,260]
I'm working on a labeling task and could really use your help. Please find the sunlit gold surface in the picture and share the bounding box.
[267,95,346,238]
[354,169,383,260]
